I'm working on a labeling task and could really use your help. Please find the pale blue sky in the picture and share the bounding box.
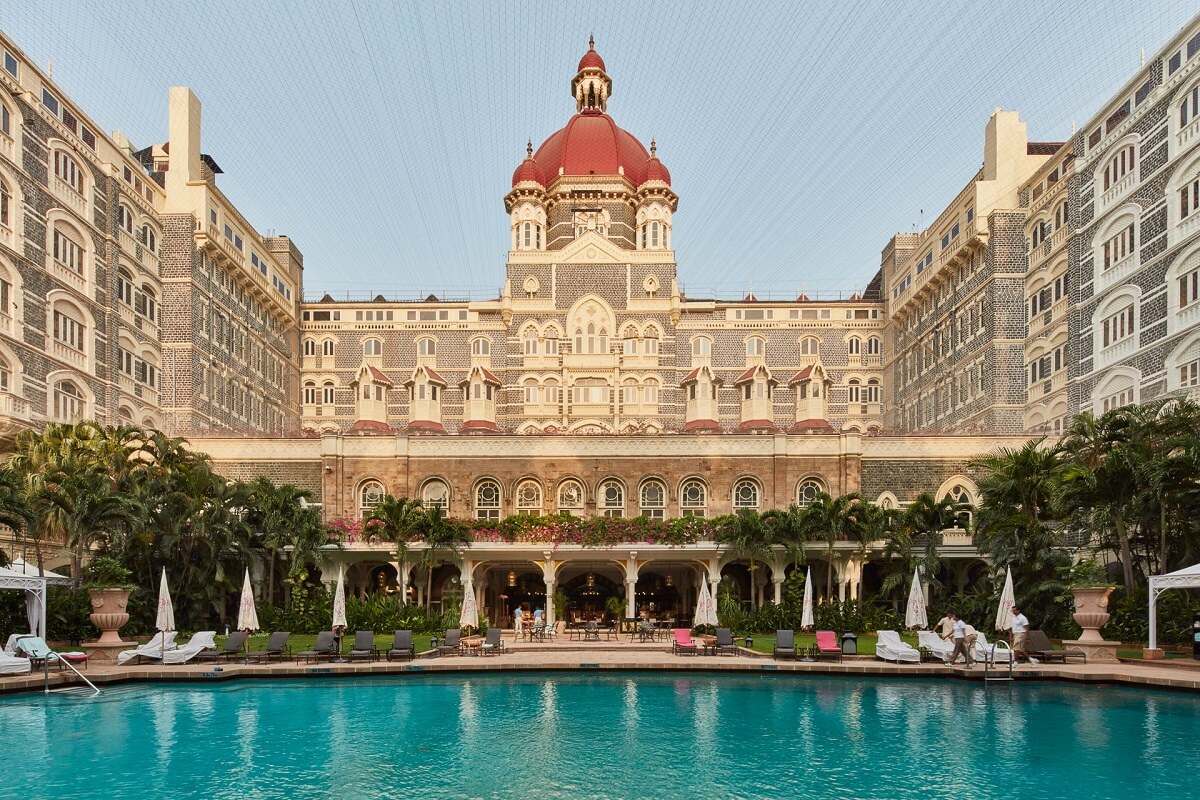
[1,1,1194,300]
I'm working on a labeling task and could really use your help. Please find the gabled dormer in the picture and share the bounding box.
[404,364,447,434]
[681,365,722,433]
[788,363,834,434]
[460,364,502,433]
[349,364,393,434]
[733,364,777,433]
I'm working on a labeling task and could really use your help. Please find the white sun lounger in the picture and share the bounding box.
[117,631,179,665]
[917,630,954,661]
[974,632,1013,664]
[0,651,31,675]
[161,631,217,664]
[875,630,921,663]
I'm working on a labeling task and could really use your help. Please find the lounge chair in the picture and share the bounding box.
[438,629,462,656]
[917,630,955,662]
[200,630,247,662]
[713,628,739,656]
[297,631,337,663]
[481,628,505,656]
[386,630,414,661]
[0,649,30,675]
[14,636,64,670]
[4,634,24,654]
[875,630,921,663]
[162,631,218,664]
[247,632,292,662]
[815,630,842,662]
[347,630,378,662]
[774,629,797,660]
[672,628,698,655]
[973,632,1013,665]
[117,631,178,665]
[1025,630,1087,664]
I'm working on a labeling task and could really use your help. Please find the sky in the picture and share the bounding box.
[1,1,1195,301]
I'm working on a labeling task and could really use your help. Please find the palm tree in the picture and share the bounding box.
[247,477,320,606]
[0,467,32,569]
[762,503,808,569]
[41,465,140,581]
[412,505,472,573]
[717,510,772,605]
[800,492,864,595]
[366,494,425,573]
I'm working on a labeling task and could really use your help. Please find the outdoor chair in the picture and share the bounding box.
[297,631,337,663]
[0,650,30,676]
[13,636,62,670]
[247,632,291,662]
[438,629,462,656]
[714,628,739,656]
[481,628,505,656]
[774,630,797,660]
[672,628,698,656]
[814,630,842,662]
[347,630,378,662]
[875,630,921,663]
[201,630,247,662]
[386,630,414,661]
[973,632,1013,665]
[117,631,179,666]
[917,630,954,662]
[1024,630,1087,664]
[162,631,218,664]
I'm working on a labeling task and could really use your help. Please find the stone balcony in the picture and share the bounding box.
[1096,336,1136,370]
[0,391,34,438]
[0,219,12,252]
[1178,116,1200,152]
[0,130,13,162]
[49,259,87,294]
[51,176,88,218]
[1098,172,1135,212]
[52,341,86,369]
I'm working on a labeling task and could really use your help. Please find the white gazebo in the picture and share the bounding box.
[0,562,72,640]
[1148,563,1200,652]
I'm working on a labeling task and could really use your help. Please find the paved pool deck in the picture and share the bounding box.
[3,637,1199,695]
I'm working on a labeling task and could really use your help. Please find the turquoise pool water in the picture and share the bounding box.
[1,673,1197,799]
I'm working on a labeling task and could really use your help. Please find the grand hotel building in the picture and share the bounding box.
[2,23,1199,621]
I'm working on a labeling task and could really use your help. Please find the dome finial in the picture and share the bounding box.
[589,33,595,51]
[526,139,533,158]
[650,138,657,157]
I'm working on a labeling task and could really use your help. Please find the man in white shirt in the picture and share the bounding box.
[944,613,974,667]
[934,615,954,637]
[1010,606,1030,662]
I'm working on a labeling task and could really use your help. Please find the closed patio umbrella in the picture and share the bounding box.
[693,577,717,629]
[332,567,347,629]
[800,567,814,630]
[156,568,175,660]
[905,567,928,630]
[459,581,479,636]
[237,569,259,633]
[995,567,1015,632]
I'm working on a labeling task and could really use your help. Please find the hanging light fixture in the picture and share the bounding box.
[586,572,596,588]
[665,574,673,587]
[507,570,517,587]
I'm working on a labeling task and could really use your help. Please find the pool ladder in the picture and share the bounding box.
[982,641,1014,683]
[41,650,100,698]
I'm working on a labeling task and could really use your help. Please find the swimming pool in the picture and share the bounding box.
[0,673,1196,799]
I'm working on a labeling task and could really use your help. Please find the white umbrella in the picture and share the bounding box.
[995,567,1016,632]
[693,577,717,628]
[800,567,814,630]
[332,567,347,629]
[237,569,259,632]
[156,567,175,661]
[459,582,479,634]
[905,567,928,630]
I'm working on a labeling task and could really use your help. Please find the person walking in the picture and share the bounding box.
[1010,606,1029,662]
[944,613,973,668]
[934,614,954,637]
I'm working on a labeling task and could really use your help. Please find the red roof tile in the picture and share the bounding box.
[349,419,393,434]
[422,367,447,386]
[681,367,701,383]
[681,418,722,433]
[735,419,777,433]
[460,419,500,433]
[789,365,814,384]
[367,366,393,386]
[733,366,758,384]
[405,420,446,434]
[789,418,835,434]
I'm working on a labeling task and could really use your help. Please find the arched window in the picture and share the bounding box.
[558,480,584,516]
[644,379,659,404]
[363,338,382,357]
[692,337,711,358]
[53,150,83,194]
[322,339,335,357]
[303,339,317,357]
[358,479,385,519]
[51,221,85,274]
[847,379,861,404]
[639,479,666,519]
[544,327,560,355]
[848,336,861,356]
[475,480,501,520]
[574,378,607,404]
[117,203,133,234]
[303,381,316,405]
[1055,200,1069,230]
[866,337,881,356]
[523,222,531,249]
[866,378,881,403]
[471,338,491,357]
[644,328,660,355]
[622,378,639,404]
[0,176,12,232]
[141,224,157,253]
[421,479,449,512]
[746,337,765,357]
[53,380,85,421]
[523,328,538,355]
[418,338,436,357]
[0,101,11,138]
[138,284,157,323]
[946,484,973,529]
[0,356,10,393]
[598,479,624,518]
[622,327,638,355]
[51,303,85,353]
[523,378,539,406]
[796,477,825,508]
[733,479,759,511]
[544,378,560,404]
[680,479,707,517]
[516,480,542,516]
[322,381,335,404]
[651,221,660,248]
[116,268,133,306]
[800,337,820,356]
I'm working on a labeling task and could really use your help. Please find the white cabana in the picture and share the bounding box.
[0,562,71,640]
[1148,563,1200,651]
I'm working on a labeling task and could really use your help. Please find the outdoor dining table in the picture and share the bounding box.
[461,636,484,655]
[582,624,600,642]
[700,635,718,656]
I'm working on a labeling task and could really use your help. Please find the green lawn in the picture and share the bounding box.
[740,632,910,657]
[209,632,438,657]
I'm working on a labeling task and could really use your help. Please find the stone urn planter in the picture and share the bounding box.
[1063,586,1120,663]
[88,588,131,644]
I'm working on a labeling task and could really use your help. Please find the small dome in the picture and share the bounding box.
[532,113,651,185]
[642,156,671,185]
[578,35,606,72]
[511,157,546,187]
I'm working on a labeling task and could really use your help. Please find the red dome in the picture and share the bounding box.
[511,156,547,187]
[578,49,606,72]
[643,156,671,184]
[533,113,652,185]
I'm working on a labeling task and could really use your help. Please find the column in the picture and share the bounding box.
[625,579,637,619]
[544,578,556,625]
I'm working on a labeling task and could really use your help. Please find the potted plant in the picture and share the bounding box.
[552,590,568,627]
[605,594,626,624]
[84,556,135,644]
